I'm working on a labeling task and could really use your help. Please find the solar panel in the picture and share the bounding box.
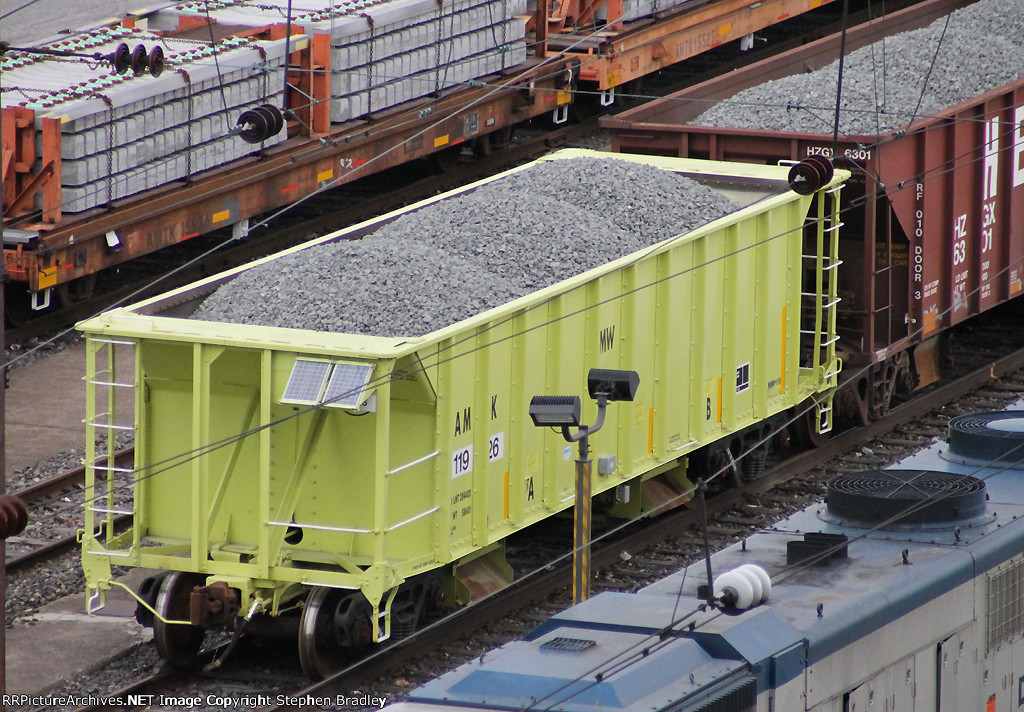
[323,362,374,408]
[281,359,332,404]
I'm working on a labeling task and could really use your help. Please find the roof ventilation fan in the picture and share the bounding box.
[947,411,1024,468]
[826,469,987,527]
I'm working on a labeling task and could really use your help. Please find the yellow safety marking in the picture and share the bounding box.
[317,169,334,183]
[557,91,571,105]
[719,23,732,35]
[923,309,938,334]
[608,70,621,87]
[1012,280,1022,294]
[809,0,821,7]
[781,306,787,394]
[212,210,231,223]
[434,135,450,148]
[717,378,723,423]
[504,471,509,519]
[648,408,654,454]
[37,266,58,289]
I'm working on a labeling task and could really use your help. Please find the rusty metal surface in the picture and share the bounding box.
[2,57,577,293]
[561,0,841,90]
[603,0,1024,368]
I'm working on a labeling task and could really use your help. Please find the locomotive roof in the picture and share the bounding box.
[404,426,1024,711]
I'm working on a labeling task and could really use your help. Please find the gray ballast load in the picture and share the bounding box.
[192,156,739,336]
[692,0,1024,135]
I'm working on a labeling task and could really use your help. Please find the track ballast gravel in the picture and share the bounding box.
[192,157,738,337]
[691,0,1024,135]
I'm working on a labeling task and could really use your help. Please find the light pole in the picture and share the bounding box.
[529,368,639,605]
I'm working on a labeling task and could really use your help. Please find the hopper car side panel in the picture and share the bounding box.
[79,150,845,639]
[603,0,1024,391]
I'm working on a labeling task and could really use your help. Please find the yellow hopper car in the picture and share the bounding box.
[78,149,846,676]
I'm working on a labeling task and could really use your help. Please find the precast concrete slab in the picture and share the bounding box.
[2,27,294,213]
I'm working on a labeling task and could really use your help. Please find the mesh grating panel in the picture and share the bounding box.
[539,637,596,653]
[988,558,1024,653]
[826,470,987,525]
[674,676,757,712]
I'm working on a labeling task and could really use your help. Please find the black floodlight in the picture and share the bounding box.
[529,395,582,428]
[587,368,640,402]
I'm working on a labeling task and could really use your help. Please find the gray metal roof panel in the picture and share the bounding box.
[409,626,747,712]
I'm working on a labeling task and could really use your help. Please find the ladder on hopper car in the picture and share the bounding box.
[83,337,137,542]
[800,184,844,434]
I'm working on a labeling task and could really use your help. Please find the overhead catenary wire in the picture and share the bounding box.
[4,8,1019,700]
[22,125,1018,539]
[0,0,1015,243]
[522,426,1024,712]
[8,0,1024,520]
[8,2,1024,680]
[12,41,1019,481]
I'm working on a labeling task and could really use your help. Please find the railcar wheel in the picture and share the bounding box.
[55,274,98,308]
[153,572,205,669]
[793,407,830,449]
[471,127,514,157]
[298,588,374,679]
[428,145,463,173]
[4,287,35,327]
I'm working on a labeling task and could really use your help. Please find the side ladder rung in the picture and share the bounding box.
[87,422,135,432]
[798,332,841,345]
[88,464,135,474]
[798,293,842,305]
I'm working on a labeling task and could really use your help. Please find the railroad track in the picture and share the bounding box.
[67,333,1024,712]
[6,448,134,572]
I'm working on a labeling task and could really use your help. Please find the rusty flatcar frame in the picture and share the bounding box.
[4,0,854,302]
[558,0,837,92]
[2,58,576,295]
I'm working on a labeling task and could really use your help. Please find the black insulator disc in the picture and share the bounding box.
[237,107,271,143]
[255,104,284,137]
[148,45,165,77]
[949,411,1024,465]
[0,494,28,539]
[130,44,148,76]
[787,159,826,195]
[259,103,284,135]
[827,469,986,525]
[111,43,131,74]
[804,155,835,184]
